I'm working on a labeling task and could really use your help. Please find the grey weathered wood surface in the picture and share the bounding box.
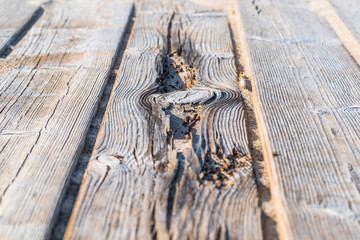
[65,1,262,239]
[237,0,360,239]
[308,0,360,65]
[1,0,359,238]
[326,0,360,42]
[0,0,41,56]
[0,0,133,239]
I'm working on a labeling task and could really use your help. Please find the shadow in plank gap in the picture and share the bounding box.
[228,6,279,240]
[50,5,135,240]
[0,7,44,58]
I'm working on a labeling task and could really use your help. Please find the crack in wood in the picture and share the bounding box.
[147,16,251,190]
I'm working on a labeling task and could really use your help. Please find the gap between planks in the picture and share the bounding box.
[50,5,135,239]
[0,6,44,58]
[0,0,42,57]
[227,4,279,239]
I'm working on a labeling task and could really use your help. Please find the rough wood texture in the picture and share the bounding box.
[0,0,133,239]
[65,2,262,239]
[308,0,360,65]
[237,0,360,239]
[0,0,41,56]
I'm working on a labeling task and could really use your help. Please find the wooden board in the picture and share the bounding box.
[0,0,41,56]
[237,0,360,239]
[0,0,133,239]
[65,2,262,239]
[308,0,360,65]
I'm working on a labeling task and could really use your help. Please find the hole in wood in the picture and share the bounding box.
[145,14,252,189]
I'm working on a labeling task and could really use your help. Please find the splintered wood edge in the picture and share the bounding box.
[308,0,360,66]
[230,1,290,240]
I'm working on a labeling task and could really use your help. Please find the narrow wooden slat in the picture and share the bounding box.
[0,0,41,56]
[0,0,133,239]
[308,0,360,65]
[66,2,262,239]
[237,0,360,239]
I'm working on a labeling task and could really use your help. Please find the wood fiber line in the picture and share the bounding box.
[0,0,133,239]
[66,2,262,239]
[0,0,42,57]
[237,0,360,239]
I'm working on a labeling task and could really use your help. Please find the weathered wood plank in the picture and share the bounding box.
[0,0,133,239]
[66,2,262,239]
[308,0,360,65]
[237,0,360,239]
[0,0,41,56]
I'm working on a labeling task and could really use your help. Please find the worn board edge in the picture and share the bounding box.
[231,2,286,240]
[308,0,360,66]
[227,2,280,239]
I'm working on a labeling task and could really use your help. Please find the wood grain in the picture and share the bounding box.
[0,0,133,239]
[0,0,41,56]
[65,2,262,239]
[237,0,360,239]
